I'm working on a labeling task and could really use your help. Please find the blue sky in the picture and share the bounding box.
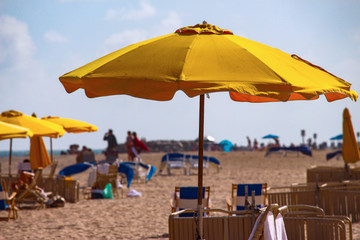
[1,0,359,151]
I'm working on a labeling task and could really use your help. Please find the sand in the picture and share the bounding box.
[0,150,359,239]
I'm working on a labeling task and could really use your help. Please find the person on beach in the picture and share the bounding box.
[247,136,252,150]
[133,132,149,156]
[253,139,258,150]
[126,131,134,161]
[17,159,32,175]
[103,129,118,150]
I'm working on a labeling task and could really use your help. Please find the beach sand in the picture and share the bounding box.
[0,150,359,239]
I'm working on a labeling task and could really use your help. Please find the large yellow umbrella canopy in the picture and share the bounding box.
[59,23,358,238]
[60,23,357,102]
[342,108,360,164]
[0,121,33,140]
[41,116,98,133]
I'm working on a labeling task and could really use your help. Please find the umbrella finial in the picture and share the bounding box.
[202,20,207,24]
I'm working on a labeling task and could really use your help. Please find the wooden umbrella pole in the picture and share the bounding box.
[197,94,205,239]
[50,137,53,162]
[9,138,13,177]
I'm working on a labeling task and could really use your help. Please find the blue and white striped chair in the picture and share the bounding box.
[171,186,210,217]
[0,180,18,221]
[226,183,267,211]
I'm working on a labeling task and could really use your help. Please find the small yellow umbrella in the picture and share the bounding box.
[41,116,98,133]
[0,110,65,170]
[41,116,98,161]
[0,121,33,140]
[342,108,360,164]
[0,110,65,138]
[0,121,34,176]
[59,22,358,238]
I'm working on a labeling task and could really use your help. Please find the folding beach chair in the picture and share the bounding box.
[15,168,50,208]
[160,153,187,175]
[171,186,210,217]
[226,183,267,211]
[0,180,18,221]
[186,155,209,175]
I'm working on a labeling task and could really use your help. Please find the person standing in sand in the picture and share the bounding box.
[103,129,118,151]
[133,132,149,156]
[126,131,134,161]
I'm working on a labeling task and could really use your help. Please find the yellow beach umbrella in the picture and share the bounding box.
[342,108,360,164]
[41,116,98,133]
[0,121,34,176]
[59,22,357,238]
[0,110,65,171]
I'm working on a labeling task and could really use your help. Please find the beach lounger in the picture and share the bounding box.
[186,155,209,175]
[0,180,18,221]
[186,155,222,175]
[171,186,210,217]
[160,153,187,175]
[226,183,267,212]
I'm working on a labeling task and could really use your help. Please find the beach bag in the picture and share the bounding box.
[91,189,104,199]
[103,183,113,199]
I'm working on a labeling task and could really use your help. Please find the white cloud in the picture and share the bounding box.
[353,27,360,53]
[123,1,155,20]
[0,15,36,69]
[105,1,156,22]
[105,9,118,21]
[0,15,46,106]
[44,30,68,43]
[101,29,148,54]
[160,11,182,34]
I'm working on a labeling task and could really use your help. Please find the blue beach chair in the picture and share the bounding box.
[171,186,210,217]
[226,183,267,211]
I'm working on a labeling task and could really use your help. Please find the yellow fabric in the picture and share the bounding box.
[59,23,357,102]
[0,121,33,140]
[29,136,51,170]
[342,108,360,164]
[0,110,65,138]
[41,116,98,133]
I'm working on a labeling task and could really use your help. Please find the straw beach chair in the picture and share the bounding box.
[0,180,18,221]
[94,164,121,198]
[279,205,353,240]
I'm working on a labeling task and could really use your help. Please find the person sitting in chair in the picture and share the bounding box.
[17,159,32,175]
